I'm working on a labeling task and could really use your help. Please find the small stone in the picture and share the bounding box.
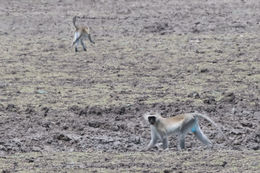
[200,68,209,73]
[188,92,200,99]
[220,92,235,103]
[221,161,227,167]
[55,133,72,141]
[36,90,47,94]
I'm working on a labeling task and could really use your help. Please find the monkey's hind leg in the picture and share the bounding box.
[73,32,80,52]
[74,41,79,52]
[75,45,78,52]
[162,137,169,149]
[193,125,213,147]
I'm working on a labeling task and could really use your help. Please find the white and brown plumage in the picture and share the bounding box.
[72,16,95,52]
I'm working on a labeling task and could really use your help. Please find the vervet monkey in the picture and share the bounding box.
[72,16,95,52]
[144,112,227,150]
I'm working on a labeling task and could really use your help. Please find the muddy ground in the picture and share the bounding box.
[0,0,259,172]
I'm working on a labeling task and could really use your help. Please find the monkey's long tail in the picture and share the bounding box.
[195,113,228,141]
[73,16,78,29]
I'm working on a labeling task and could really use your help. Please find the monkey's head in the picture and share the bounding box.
[144,112,161,125]
[148,116,157,125]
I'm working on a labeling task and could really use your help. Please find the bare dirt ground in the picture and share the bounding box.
[0,0,259,172]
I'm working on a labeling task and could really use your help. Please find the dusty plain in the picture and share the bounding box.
[0,0,259,172]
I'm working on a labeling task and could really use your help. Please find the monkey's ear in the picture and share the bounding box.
[154,111,162,118]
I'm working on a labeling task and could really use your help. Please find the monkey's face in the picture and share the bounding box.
[148,116,156,125]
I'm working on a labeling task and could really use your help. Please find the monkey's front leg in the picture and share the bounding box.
[88,34,95,44]
[162,137,169,149]
[146,138,158,150]
[146,129,159,150]
[80,39,87,51]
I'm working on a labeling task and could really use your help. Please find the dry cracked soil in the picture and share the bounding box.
[0,0,259,172]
